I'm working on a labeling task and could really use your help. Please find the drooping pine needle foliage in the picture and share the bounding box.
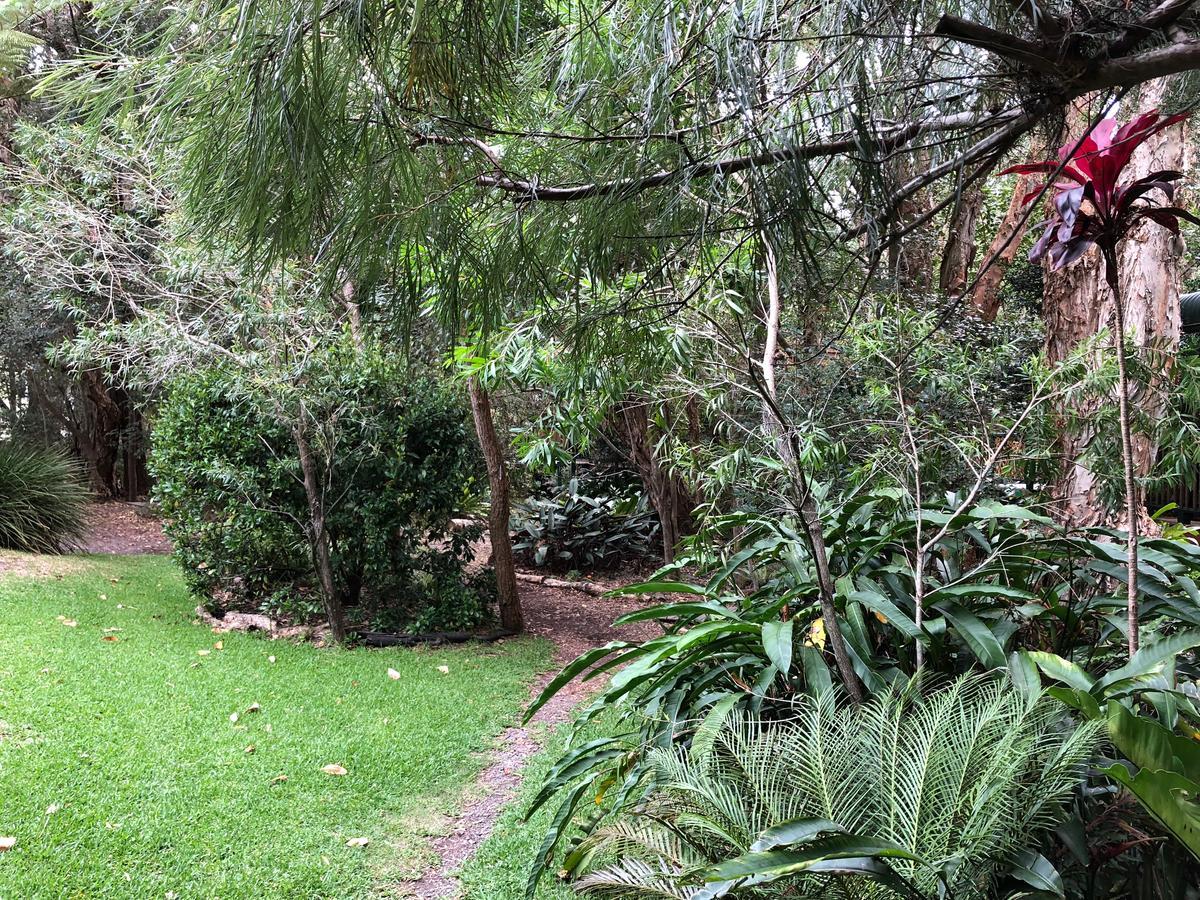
[575,676,1098,899]
[48,1,1200,337]
[0,443,89,553]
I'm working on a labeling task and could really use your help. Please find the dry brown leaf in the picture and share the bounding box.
[346,837,369,848]
[0,837,14,852]
[245,702,261,714]
[320,764,348,776]
[214,641,223,650]
[271,773,288,784]
[436,665,450,675]
[101,636,119,643]
[244,745,255,754]
[386,668,401,680]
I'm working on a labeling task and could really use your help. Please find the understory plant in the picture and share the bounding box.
[151,347,491,633]
[512,473,661,572]
[1003,110,1197,656]
[574,675,1098,899]
[0,442,89,553]
[523,492,1200,892]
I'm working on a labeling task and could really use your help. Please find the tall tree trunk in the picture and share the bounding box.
[79,368,123,496]
[1044,83,1185,528]
[468,377,523,634]
[294,418,348,644]
[618,397,693,563]
[970,171,1037,321]
[938,182,984,298]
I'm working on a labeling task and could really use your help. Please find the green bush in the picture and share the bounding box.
[511,472,661,571]
[150,349,492,632]
[0,443,89,553]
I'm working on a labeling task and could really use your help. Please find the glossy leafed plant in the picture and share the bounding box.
[1001,110,1196,657]
[1004,111,1195,274]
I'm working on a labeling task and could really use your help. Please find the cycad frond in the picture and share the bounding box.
[577,675,1099,899]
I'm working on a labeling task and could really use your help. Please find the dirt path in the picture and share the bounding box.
[79,502,173,555]
[398,579,655,899]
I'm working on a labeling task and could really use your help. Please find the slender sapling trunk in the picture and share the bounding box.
[1103,245,1140,656]
[468,376,524,634]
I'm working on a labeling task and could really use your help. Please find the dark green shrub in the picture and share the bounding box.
[151,349,492,632]
[0,443,89,553]
[511,473,660,571]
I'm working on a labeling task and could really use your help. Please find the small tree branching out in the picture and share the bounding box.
[1001,110,1198,656]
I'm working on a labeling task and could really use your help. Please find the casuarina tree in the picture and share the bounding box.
[1002,110,1196,656]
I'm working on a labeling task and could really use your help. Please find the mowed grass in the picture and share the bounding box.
[0,555,554,899]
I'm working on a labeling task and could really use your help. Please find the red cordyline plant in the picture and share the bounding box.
[1001,110,1197,657]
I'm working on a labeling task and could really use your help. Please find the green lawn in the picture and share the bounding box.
[0,555,554,899]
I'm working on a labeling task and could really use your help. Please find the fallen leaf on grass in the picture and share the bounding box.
[436,665,450,675]
[244,745,255,754]
[0,837,14,851]
[346,837,369,848]
[101,636,119,643]
[214,641,223,650]
[196,649,210,657]
[245,702,261,714]
[386,668,401,680]
[55,616,77,627]
[270,774,288,784]
[321,764,348,776]
[103,627,122,633]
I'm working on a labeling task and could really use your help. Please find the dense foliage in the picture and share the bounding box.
[0,441,88,552]
[576,676,1097,899]
[512,473,661,572]
[151,347,491,632]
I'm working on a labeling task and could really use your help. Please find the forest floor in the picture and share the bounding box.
[0,502,655,898]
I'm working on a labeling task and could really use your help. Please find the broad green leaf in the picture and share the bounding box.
[762,620,794,676]
[1023,651,1096,692]
[608,580,708,596]
[705,835,926,882]
[750,818,845,852]
[1095,629,1200,693]
[1008,850,1064,896]
[524,641,628,722]
[938,601,1006,670]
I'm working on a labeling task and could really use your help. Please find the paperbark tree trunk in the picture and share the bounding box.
[938,182,984,298]
[1044,81,1185,528]
[468,377,524,634]
[970,171,1037,321]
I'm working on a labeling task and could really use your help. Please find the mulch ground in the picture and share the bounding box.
[79,501,173,555]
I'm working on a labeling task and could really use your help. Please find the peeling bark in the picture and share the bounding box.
[938,181,984,298]
[970,171,1037,321]
[1045,81,1185,529]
